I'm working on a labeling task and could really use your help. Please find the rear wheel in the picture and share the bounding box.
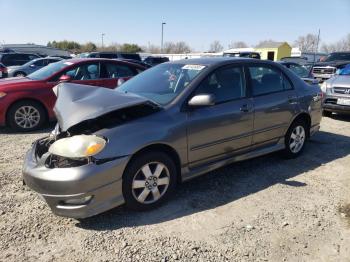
[122,152,177,211]
[7,101,47,131]
[283,119,308,159]
[14,72,26,77]
[322,110,332,117]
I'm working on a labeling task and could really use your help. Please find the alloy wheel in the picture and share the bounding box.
[289,125,306,154]
[14,106,41,129]
[131,162,170,204]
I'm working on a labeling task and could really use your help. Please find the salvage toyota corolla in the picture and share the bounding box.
[23,58,322,218]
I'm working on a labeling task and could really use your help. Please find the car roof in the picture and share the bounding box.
[65,58,146,68]
[171,57,262,66]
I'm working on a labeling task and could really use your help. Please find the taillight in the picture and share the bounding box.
[0,67,7,73]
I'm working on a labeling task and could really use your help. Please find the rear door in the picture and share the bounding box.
[100,62,139,88]
[248,64,298,148]
[186,65,254,167]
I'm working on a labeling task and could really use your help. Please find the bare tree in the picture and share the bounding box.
[228,41,248,49]
[209,41,224,52]
[321,33,350,53]
[144,44,161,54]
[163,41,192,54]
[294,34,319,52]
[255,39,276,47]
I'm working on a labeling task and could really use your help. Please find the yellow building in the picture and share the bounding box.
[254,42,292,61]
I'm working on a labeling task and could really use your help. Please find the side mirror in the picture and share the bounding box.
[188,94,215,107]
[117,78,126,87]
[59,75,72,82]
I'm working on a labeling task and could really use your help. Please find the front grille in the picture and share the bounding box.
[324,98,337,105]
[45,154,88,168]
[333,87,350,95]
[312,67,336,75]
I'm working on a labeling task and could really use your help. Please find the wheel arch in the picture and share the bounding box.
[288,112,311,138]
[125,143,182,184]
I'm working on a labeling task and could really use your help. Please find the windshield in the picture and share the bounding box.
[27,60,69,80]
[118,63,206,105]
[339,64,350,75]
[325,53,350,62]
[288,64,310,78]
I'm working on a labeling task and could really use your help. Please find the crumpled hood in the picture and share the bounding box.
[53,83,151,132]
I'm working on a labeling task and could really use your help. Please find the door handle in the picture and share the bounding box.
[240,104,250,112]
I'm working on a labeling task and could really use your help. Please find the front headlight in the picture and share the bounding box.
[49,135,106,158]
[320,82,328,93]
[0,92,7,98]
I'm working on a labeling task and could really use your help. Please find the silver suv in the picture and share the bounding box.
[321,64,350,116]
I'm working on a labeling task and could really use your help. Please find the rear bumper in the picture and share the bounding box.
[22,140,130,218]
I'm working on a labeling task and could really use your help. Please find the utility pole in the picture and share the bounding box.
[101,33,105,49]
[314,29,321,63]
[161,22,166,53]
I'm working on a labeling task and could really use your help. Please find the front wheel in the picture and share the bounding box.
[122,152,177,211]
[283,120,308,159]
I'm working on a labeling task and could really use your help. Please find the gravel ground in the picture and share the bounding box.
[1,116,350,262]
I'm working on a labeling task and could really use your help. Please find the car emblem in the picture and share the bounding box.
[345,89,350,94]
[320,69,325,73]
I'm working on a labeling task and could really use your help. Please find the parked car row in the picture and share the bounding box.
[0,58,146,131]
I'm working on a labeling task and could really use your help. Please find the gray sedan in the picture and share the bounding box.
[22,58,322,218]
[7,57,62,77]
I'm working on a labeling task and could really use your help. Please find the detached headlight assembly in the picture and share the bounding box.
[49,135,106,158]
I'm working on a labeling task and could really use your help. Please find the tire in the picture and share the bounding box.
[322,110,332,117]
[7,100,47,131]
[283,119,308,159]
[14,72,26,77]
[122,151,177,211]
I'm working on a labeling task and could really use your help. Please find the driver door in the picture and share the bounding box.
[186,65,254,168]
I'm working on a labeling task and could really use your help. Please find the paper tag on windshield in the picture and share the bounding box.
[182,64,205,70]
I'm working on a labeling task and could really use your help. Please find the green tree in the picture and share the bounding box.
[119,43,143,53]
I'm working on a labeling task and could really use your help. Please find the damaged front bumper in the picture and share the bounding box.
[22,138,130,218]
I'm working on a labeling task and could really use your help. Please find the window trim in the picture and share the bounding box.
[247,63,294,98]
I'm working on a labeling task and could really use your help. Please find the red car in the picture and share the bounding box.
[0,58,145,131]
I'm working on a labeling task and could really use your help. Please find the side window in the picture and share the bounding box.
[47,59,58,65]
[195,66,245,103]
[64,63,100,80]
[33,60,45,66]
[28,55,38,60]
[103,63,136,78]
[249,65,291,96]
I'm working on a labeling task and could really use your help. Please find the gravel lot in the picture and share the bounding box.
[1,116,350,262]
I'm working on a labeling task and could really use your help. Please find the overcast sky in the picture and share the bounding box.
[1,0,349,51]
